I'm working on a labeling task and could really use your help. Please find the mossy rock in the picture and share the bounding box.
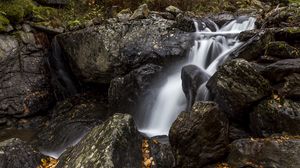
[32,6,58,22]
[0,0,35,23]
[0,14,10,32]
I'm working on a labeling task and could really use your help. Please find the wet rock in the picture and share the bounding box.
[0,138,44,168]
[250,98,300,137]
[170,101,229,167]
[265,41,299,59]
[231,30,274,61]
[175,14,198,32]
[260,58,300,83]
[149,138,175,168]
[209,13,235,27]
[228,137,300,168]
[34,93,108,158]
[181,65,210,111]
[57,113,142,168]
[229,125,250,142]
[57,16,192,84]
[108,64,163,114]
[130,4,149,20]
[116,8,132,22]
[273,27,300,43]
[278,73,300,100]
[207,59,271,122]
[165,6,182,16]
[0,33,53,119]
[263,4,299,28]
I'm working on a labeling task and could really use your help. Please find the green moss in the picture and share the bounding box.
[32,6,58,21]
[289,0,300,4]
[0,14,10,32]
[67,19,80,27]
[0,0,35,23]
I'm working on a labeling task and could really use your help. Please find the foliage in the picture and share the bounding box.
[0,14,9,32]
[0,0,35,23]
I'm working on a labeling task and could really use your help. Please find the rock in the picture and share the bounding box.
[207,59,271,122]
[260,58,300,83]
[34,93,108,158]
[229,124,250,142]
[181,65,210,111]
[208,13,235,27]
[165,6,182,16]
[116,8,132,22]
[130,4,149,20]
[57,113,142,168]
[263,4,299,28]
[278,73,300,100]
[108,64,163,114]
[57,16,192,84]
[149,138,175,168]
[0,138,45,168]
[250,98,300,137]
[0,33,54,119]
[273,27,300,43]
[265,41,299,59]
[175,13,198,32]
[231,30,274,61]
[227,137,300,168]
[169,101,229,167]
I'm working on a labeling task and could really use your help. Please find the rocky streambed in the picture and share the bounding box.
[0,0,300,168]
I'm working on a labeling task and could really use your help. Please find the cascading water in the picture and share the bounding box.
[138,16,256,137]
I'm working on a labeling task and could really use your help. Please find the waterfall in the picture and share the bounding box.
[137,16,256,137]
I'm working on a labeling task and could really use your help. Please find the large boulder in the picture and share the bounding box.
[228,137,300,168]
[265,41,299,59]
[0,32,53,121]
[57,113,142,168]
[277,73,300,100]
[181,64,210,111]
[57,15,192,84]
[231,30,274,61]
[169,101,229,167]
[0,138,45,168]
[207,59,271,122]
[260,58,300,83]
[108,64,163,114]
[34,93,109,158]
[250,98,300,137]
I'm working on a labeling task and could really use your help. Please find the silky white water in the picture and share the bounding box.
[138,17,256,137]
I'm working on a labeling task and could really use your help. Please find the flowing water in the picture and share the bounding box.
[138,16,256,137]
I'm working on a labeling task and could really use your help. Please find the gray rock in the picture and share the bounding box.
[149,138,175,168]
[108,64,163,114]
[130,4,149,20]
[228,137,300,168]
[57,113,142,168]
[250,98,300,137]
[0,138,45,168]
[260,58,300,83]
[57,16,192,84]
[265,41,299,59]
[231,30,274,61]
[170,101,229,167]
[0,33,54,119]
[207,59,271,122]
[278,73,300,100]
[165,6,182,16]
[181,65,210,111]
